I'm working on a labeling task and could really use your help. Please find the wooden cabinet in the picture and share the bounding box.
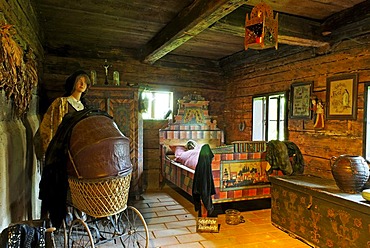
[86,86,143,197]
[270,175,370,248]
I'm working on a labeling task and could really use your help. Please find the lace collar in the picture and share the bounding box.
[67,96,84,111]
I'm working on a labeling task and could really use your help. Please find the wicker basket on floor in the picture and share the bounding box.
[68,173,131,218]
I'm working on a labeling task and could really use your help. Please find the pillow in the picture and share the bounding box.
[175,145,201,170]
[169,145,186,156]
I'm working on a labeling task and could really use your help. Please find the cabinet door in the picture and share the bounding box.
[107,98,134,138]
[86,88,143,196]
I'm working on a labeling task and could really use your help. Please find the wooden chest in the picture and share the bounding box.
[270,175,370,248]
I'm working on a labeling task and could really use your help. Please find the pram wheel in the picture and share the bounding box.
[52,219,68,248]
[68,218,95,247]
[119,206,149,248]
[94,215,120,243]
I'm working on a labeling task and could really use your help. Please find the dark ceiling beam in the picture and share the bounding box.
[212,5,329,48]
[322,1,370,42]
[139,0,247,64]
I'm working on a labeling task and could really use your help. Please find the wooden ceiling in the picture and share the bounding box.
[33,0,370,64]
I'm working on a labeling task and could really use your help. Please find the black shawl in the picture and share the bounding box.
[192,144,216,215]
[39,109,111,228]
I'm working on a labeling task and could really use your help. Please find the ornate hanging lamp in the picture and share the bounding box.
[244,2,278,50]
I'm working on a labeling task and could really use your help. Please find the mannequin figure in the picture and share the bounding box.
[38,70,91,156]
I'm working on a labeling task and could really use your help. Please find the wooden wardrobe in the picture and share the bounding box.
[86,86,144,197]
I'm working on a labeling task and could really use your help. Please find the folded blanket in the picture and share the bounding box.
[266,140,293,175]
[265,140,304,175]
[171,145,201,170]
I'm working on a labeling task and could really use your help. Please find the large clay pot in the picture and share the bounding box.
[331,155,369,193]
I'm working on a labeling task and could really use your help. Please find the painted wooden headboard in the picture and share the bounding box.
[159,93,224,148]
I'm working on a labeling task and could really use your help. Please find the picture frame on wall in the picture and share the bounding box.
[289,81,313,119]
[326,73,358,120]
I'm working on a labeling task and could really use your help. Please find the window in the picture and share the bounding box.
[364,84,370,160]
[252,92,287,141]
[141,91,173,120]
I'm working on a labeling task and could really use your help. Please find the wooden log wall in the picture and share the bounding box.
[221,35,370,179]
[0,0,42,230]
[143,120,167,190]
[41,51,225,113]
[1,0,43,58]
[41,52,226,189]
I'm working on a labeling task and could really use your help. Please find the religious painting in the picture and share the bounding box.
[326,74,358,120]
[220,160,269,191]
[290,82,313,119]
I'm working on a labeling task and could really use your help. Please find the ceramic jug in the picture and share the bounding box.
[330,155,369,193]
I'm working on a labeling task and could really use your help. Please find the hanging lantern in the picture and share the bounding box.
[245,2,278,50]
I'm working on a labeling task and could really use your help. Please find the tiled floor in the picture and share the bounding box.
[128,186,312,248]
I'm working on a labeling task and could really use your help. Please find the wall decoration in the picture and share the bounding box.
[103,59,111,85]
[238,121,246,132]
[311,97,325,129]
[90,70,97,85]
[326,74,358,120]
[290,82,313,119]
[221,159,269,191]
[113,71,120,86]
[0,24,38,117]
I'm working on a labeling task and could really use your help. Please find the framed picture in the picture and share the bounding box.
[220,159,269,191]
[326,73,358,120]
[290,82,313,119]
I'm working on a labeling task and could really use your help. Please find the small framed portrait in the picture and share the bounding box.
[290,82,313,119]
[326,74,358,120]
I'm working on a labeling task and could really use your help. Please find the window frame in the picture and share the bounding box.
[252,91,288,141]
[141,90,173,120]
[363,83,370,160]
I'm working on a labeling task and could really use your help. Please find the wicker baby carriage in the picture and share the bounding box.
[66,115,133,218]
[68,174,131,218]
[47,113,148,248]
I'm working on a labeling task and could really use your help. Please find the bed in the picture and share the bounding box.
[159,94,272,204]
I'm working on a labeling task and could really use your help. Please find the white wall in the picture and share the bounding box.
[0,90,41,231]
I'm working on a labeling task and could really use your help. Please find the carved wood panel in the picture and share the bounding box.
[86,87,143,196]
